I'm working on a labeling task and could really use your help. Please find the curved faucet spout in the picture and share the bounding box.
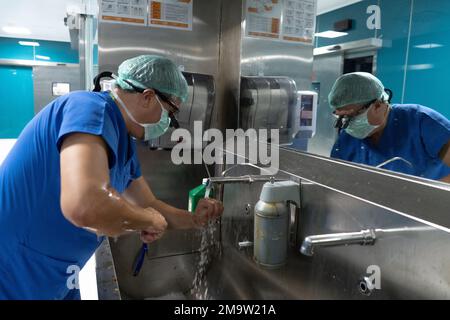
[300,229,376,256]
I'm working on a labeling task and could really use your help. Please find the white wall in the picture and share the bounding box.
[0,139,17,164]
[0,139,98,300]
[0,0,98,42]
[79,256,98,300]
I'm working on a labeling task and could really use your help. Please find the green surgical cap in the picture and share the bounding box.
[328,72,389,110]
[115,55,188,102]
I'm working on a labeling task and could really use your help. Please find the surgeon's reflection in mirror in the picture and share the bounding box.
[328,72,450,183]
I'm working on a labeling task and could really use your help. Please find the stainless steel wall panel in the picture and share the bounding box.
[308,53,343,156]
[33,65,81,114]
[241,38,314,91]
[201,163,450,299]
[98,1,222,78]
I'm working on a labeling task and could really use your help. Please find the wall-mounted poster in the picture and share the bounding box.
[100,0,148,26]
[282,0,316,43]
[245,0,282,39]
[149,0,193,31]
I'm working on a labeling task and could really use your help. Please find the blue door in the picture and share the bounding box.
[0,65,34,138]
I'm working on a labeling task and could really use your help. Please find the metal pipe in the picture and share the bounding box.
[376,157,413,169]
[238,241,253,250]
[300,229,376,256]
[207,175,278,185]
[221,163,275,177]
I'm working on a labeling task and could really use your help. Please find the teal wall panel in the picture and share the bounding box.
[316,0,377,47]
[0,65,34,138]
[316,0,450,118]
[404,0,450,119]
[0,37,78,64]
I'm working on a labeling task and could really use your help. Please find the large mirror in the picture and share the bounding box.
[281,0,450,185]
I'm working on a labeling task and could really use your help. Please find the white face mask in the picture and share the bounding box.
[344,108,380,139]
[111,90,171,141]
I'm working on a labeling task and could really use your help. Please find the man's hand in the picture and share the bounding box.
[192,198,224,228]
[140,208,168,243]
[124,178,225,230]
[140,228,164,243]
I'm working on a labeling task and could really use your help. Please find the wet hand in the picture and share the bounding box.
[140,228,164,243]
[140,210,167,243]
[193,198,224,228]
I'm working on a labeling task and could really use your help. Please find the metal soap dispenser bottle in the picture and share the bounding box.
[254,180,300,269]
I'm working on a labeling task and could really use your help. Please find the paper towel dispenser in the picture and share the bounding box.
[240,76,298,144]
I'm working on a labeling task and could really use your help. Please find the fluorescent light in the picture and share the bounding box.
[414,43,443,49]
[2,26,31,35]
[317,0,363,15]
[408,64,434,71]
[19,41,40,47]
[315,31,348,38]
[36,55,50,60]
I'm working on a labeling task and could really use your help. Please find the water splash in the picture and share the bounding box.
[190,220,218,300]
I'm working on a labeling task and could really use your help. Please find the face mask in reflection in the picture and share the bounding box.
[111,91,171,141]
[345,108,379,139]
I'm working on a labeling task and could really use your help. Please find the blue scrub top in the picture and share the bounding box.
[0,91,141,299]
[331,104,450,180]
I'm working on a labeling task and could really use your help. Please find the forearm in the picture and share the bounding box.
[123,177,224,230]
[63,184,162,237]
[59,134,166,237]
[149,199,196,230]
[123,177,196,230]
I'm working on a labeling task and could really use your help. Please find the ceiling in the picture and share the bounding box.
[0,0,361,42]
[317,0,362,15]
[0,0,86,42]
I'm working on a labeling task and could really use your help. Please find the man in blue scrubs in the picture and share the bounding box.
[0,55,223,299]
[328,72,450,182]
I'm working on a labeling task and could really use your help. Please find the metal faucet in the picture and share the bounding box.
[221,163,275,177]
[206,175,278,184]
[376,157,413,169]
[300,229,376,256]
[205,175,281,202]
[207,163,280,198]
